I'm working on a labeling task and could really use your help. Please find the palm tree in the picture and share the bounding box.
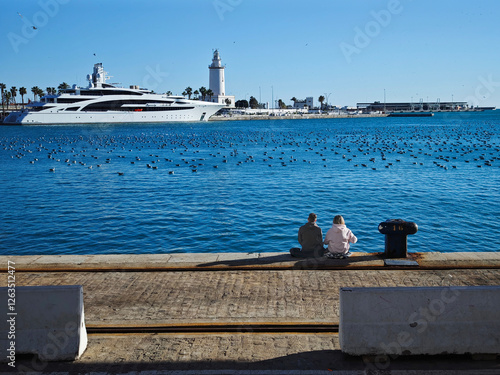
[10,87,17,105]
[225,98,232,106]
[37,88,45,99]
[199,86,207,101]
[249,96,258,109]
[166,91,172,96]
[57,82,70,94]
[194,90,199,99]
[206,89,214,101]
[318,95,325,110]
[0,83,6,115]
[4,92,11,109]
[47,87,57,95]
[19,87,27,107]
[31,86,40,101]
[185,87,193,99]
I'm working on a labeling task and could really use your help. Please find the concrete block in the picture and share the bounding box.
[0,285,87,362]
[0,256,42,265]
[31,255,91,265]
[168,253,219,263]
[339,286,500,356]
[384,259,419,267]
[258,252,285,258]
[217,253,259,261]
[85,254,172,267]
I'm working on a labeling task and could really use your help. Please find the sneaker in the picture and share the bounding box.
[337,252,352,259]
[325,252,342,259]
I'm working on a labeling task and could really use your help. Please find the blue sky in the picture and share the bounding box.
[1,0,499,107]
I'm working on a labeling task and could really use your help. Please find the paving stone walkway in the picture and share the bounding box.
[7,268,500,325]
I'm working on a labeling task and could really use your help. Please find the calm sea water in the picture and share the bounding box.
[1,112,499,255]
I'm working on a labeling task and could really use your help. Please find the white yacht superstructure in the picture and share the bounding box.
[4,64,225,124]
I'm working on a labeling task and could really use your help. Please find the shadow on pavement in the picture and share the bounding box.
[197,252,384,270]
[8,350,499,374]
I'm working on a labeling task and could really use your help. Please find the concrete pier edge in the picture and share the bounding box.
[2,251,500,272]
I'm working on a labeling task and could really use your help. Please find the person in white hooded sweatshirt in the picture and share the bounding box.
[324,215,357,259]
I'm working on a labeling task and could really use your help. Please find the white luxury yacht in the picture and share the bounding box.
[3,63,225,124]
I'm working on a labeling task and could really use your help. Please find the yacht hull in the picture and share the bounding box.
[3,104,222,125]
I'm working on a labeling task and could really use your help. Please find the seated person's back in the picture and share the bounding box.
[290,213,324,258]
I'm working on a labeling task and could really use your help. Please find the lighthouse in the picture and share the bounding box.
[208,50,234,107]
[209,50,225,96]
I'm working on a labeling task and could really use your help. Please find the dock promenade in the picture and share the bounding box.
[1,252,499,374]
[210,113,387,121]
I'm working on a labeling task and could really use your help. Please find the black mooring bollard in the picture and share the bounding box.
[378,219,418,258]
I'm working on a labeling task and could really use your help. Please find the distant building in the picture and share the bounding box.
[293,97,314,109]
[208,50,235,107]
[357,101,470,113]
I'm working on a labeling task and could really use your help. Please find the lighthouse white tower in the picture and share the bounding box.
[209,50,225,96]
[208,50,234,107]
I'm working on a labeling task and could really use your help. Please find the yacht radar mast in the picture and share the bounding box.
[89,63,112,88]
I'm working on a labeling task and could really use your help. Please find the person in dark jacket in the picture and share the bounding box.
[290,213,325,258]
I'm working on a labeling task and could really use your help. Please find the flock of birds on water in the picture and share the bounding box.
[2,124,499,176]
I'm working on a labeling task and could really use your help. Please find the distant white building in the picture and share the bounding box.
[208,50,235,107]
[293,97,314,109]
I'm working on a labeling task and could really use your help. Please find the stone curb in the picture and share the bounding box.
[1,252,500,272]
